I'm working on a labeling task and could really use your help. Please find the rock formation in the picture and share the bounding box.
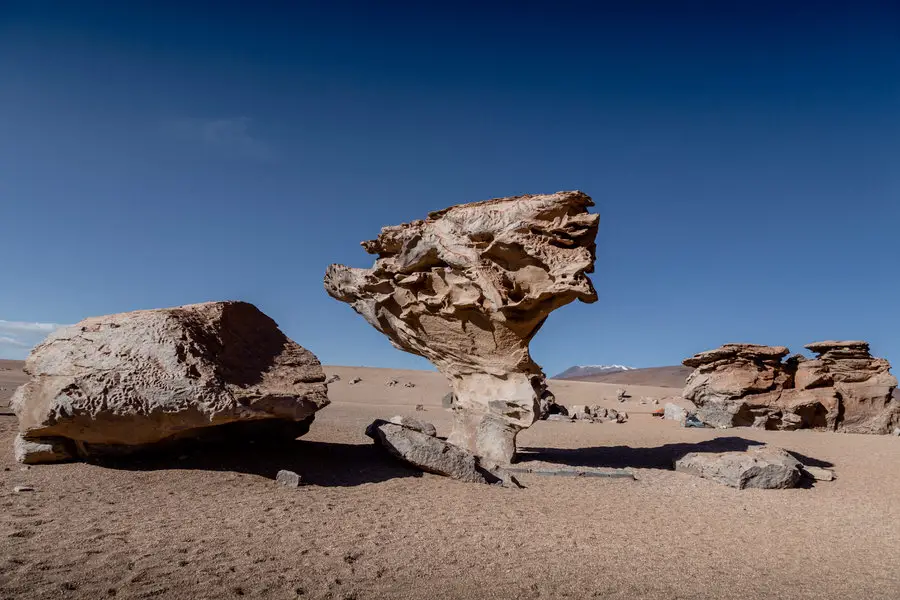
[674,444,803,489]
[683,341,899,434]
[366,419,519,486]
[325,191,599,463]
[12,301,329,463]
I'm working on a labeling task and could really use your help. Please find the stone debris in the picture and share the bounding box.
[11,301,330,464]
[663,403,689,424]
[540,405,627,424]
[325,191,599,464]
[404,382,416,388]
[388,415,437,437]
[276,470,301,488]
[683,341,898,434]
[801,466,835,481]
[325,374,341,384]
[616,388,628,402]
[893,427,900,437]
[349,377,362,385]
[674,444,803,489]
[13,485,35,493]
[386,379,399,387]
[545,414,574,422]
[415,404,425,412]
[366,420,521,487]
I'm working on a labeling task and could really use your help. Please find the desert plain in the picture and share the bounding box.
[1,360,898,599]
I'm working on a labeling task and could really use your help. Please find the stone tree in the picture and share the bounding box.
[324,191,599,463]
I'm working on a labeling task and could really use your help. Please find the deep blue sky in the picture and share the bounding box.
[1,1,898,374]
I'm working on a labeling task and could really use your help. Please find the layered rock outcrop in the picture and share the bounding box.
[325,191,599,463]
[12,301,329,463]
[683,341,898,434]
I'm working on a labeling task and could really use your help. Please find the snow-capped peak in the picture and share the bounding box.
[552,364,635,379]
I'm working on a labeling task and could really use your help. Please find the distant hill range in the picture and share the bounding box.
[552,364,634,379]
[552,364,694,388]
[0,359,27,412]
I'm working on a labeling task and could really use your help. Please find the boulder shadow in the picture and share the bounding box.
[519,436,834,470]
[90,437,422,488]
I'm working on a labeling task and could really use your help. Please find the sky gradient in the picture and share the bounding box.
[1,1,898,375]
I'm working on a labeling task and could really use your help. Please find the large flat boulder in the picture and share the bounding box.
[365,419,518,486]
[674,445,802,489]
[12,301,329,463]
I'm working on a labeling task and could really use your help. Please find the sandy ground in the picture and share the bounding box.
[1,364,899,600]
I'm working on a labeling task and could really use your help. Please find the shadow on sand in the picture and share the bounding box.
[519,436,833,470]
[90,437,421,488]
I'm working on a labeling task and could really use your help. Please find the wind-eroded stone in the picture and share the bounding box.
[325,191,599,463]
[683,341,898,434]
[12,301,329,463]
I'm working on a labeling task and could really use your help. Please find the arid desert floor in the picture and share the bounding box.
[2,364,899,599]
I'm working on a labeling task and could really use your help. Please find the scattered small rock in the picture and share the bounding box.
[801,466,835,481]
[386,379,399,387]
[349,377,362,385]
[893,427,900,437]
[415,404,425,412]
[546,414,574,422]
[616,388,628,402]
[403,382,416,388]
[389,415,437,437]
[275,470,301,488]
[325,374,341,384]
[13,485,35,493]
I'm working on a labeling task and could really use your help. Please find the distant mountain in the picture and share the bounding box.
[552,364,693,388]
[552,364,633,379]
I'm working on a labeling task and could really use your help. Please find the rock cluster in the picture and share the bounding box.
[546,405,627,423]
[683,341,898,433]
[12,302,329,463]
[325,191,599,463]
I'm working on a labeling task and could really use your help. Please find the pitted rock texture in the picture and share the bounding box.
[683,341,898,434]
[12,301,329,463]
[325,191,599,463]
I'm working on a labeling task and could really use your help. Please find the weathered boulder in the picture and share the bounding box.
[388,415,437,437]
[12,301,329,463]
[663,403,689,424]
[674,445,802,489]
[365,419,519,486]
[682,341,898,434]
[326,191,598,463]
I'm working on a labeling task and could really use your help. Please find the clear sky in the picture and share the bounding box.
[1,1,898,375]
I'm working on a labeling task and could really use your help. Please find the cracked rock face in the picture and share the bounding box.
[325,191,599,463]
[683,341,898,434]
[12,301,329,463]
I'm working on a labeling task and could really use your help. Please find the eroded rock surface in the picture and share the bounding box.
[683,341,898,434]
[326,191,599,463]
[674,444,802,489]
[12,301,329,463]
[365,419,518,486]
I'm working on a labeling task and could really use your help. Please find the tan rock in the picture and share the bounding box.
[683,340,898,434]
[325,191,598,463]
[674,444,802,489]
[12,301,329,463]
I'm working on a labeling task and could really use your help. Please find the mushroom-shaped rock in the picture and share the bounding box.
[12,301,329,463]
[325,191,599,463]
